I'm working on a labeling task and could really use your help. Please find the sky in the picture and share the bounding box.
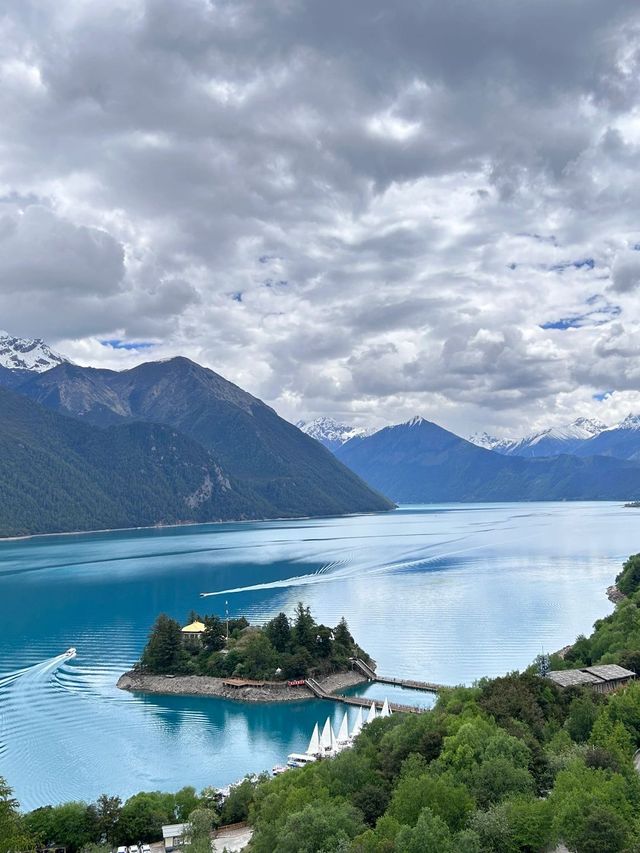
[2,0,640,438]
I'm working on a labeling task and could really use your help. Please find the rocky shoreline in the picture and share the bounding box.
[607,584,626,604]
[117,668,367,703]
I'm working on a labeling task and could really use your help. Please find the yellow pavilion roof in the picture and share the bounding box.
[181,620,206,633]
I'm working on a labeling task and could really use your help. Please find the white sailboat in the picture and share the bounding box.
[365,701,377,725]
[306,723,320,756]
[320,716,334,755]
[335,712,350,751]
[380,698,391,718]
[337,711,350,742]
[351,707,364,739]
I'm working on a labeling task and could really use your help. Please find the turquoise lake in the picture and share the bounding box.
[0,502,637,809]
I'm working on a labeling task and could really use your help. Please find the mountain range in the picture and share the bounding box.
[335,416,640,503]
[3,328,640,535]
[469,416,640,461]
[305,413,640,464]
[0,336,392,537]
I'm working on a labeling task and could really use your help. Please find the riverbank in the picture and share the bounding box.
[117,669,367,703]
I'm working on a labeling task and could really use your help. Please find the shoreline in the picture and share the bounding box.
[116,669,368,703]
[0,509,393,544]
[0,499,630,544]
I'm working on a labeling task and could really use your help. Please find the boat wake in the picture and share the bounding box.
[200,537,502,599]
[0,651,78,785]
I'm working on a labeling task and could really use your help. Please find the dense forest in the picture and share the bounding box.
[0,386,266,537]
[138,604,371,681]
[6,554,640,853]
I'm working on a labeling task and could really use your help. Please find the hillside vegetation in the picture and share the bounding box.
[0,386,265,537]
[13,357,394,521]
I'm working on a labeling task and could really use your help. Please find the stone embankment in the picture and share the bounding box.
[117,669,366,703]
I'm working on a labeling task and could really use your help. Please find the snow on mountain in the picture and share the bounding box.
[613,414,640,431]
[469,418,609,457]
[528,417,608,444]
[500,417,608,458]
[468,431,517,453]
[297,416,373,451]
[0,330,69,372]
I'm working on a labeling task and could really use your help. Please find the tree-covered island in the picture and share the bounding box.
[134,603,372,683]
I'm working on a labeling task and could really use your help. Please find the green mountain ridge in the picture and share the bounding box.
[0,358,392,536]
[0,386,273,537]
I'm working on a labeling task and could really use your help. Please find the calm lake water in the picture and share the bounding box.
[0,502,637,809]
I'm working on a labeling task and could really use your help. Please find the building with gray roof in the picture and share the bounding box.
[547,663,635,693]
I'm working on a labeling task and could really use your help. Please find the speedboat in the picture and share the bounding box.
[65,647,77,658]
[272,764,289,775]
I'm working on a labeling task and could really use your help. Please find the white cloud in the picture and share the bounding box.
[0,0,640,437]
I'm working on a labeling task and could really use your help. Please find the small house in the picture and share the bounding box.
[547,663,635,693]
[181,620,205,645]
[162,822,190,851]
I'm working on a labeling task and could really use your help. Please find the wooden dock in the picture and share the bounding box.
[351,658,447,694]
[305,678,427,715]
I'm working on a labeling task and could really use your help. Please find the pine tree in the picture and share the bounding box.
[140,614,183,673]
[334,617,354,649]
[265,612,291,652]
[203,615,226,652]
[293,602,316,652]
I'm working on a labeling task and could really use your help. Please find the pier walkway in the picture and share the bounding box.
[351,658,447,694]
[305,678,427,715]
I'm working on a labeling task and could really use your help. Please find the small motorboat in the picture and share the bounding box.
[65,647,77,658]
[272,765,289,776]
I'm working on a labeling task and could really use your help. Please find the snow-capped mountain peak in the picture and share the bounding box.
[469,417,608,457]
[296,416,373,451]
[530,417,608,444]
[468,431,517,452]
[0,330,70,372]
[616,413,640,431]
[404,415,428,427]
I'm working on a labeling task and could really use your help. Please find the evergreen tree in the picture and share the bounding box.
[334,617,354,648]
[293,602,316,652]
[265,612,291,653]
[202,616,225,652]
[140,614,183,673]
[315,625,333,658]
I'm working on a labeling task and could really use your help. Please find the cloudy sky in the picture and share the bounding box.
[2,0,640,437]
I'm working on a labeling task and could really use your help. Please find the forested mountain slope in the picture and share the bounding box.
[0,387,269,537]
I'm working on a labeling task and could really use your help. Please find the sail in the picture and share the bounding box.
[351,707,364,737]
[306,723,320,755]
[337,711,350,743]
[380,698,391,718]
[366,701,377,725]
[320,717,333,752]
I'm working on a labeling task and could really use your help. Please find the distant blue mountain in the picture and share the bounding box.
[336,416,640,503]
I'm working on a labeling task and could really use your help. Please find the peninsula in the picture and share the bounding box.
[118,603,370,703]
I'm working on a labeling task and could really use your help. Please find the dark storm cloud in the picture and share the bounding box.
[1,0,640,433]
